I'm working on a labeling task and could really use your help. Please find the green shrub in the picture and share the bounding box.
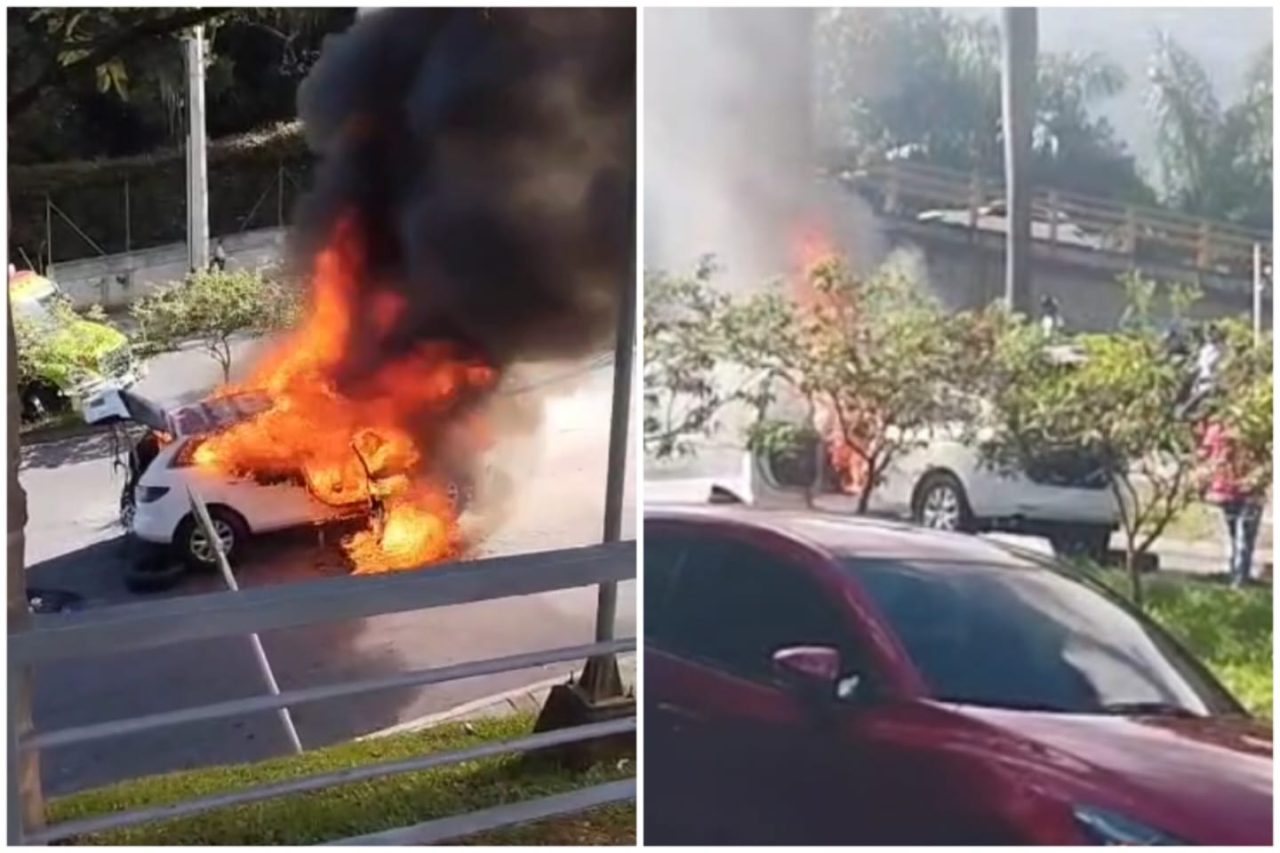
[131,267,301,382]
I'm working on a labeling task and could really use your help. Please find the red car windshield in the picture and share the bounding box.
[842,558,1240,717]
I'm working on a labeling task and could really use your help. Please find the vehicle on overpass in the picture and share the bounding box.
[645,504,1270,845]
[918,199,1109,251]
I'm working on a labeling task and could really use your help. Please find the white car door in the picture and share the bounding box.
[190,465,345,534]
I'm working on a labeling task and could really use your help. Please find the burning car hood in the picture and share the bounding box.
[954,704,1272,843]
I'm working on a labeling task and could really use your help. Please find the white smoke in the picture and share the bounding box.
[644,7,884,289]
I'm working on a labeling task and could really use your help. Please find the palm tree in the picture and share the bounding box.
[1147,34,1272,228]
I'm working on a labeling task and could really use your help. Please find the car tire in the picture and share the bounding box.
[912,471,975,533]
[1051,525,1112,563]
[175,507,249,571]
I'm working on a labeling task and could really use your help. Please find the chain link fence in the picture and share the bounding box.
[9,124,313,271]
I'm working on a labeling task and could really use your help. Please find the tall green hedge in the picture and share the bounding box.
[9,122,314,266]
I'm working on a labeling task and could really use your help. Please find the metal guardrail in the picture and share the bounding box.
[841,159,1272,277]
[8,539,636,845]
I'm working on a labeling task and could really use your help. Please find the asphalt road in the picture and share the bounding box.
[19,339,636,796]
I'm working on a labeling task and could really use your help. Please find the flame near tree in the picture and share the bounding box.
[194,218,497,573]
[786,221,875,496]
[706,223,969,512]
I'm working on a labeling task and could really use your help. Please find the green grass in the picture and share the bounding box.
[1089,568,1272,719]
[47,713,635,845]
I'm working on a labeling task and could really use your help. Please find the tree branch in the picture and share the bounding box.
[9,7,227,118]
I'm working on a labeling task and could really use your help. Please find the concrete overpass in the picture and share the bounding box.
[874,214,1270,331]
[834,160,1271,331]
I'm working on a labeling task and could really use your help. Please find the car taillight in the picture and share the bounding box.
[137,486,170,504]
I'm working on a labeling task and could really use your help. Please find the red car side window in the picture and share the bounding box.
[660,534,863,683]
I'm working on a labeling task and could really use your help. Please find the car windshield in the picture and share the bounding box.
[840,558,1239,717]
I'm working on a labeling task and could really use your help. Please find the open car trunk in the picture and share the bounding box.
[83,388,172,434]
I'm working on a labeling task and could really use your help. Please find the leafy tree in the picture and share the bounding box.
[972,282,1206,606]
[817,8,1156,204]
[642,259,733,458]
[7,8,354,163]
[715,257,969,513]
[131,268,300,383]
[1147,34,1273,228]
[13,297,123,417]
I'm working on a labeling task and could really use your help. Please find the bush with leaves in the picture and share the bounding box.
[13,297,123,414]
[131,268,301,383]
[647,255,973,512]
[642,259,732,458]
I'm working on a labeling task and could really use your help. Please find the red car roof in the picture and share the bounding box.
[646,503,1036,567]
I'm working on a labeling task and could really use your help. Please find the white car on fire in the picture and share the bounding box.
[86,389,357,571]
[688,346,1121,558]
[85,389,474,584]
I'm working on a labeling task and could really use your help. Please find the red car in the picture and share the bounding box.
[645,505,1272,845]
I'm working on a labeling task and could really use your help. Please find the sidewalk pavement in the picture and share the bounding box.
[363,654,637,739]
[1134,535,1273,579]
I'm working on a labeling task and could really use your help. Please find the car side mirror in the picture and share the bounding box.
[772,645,841,704]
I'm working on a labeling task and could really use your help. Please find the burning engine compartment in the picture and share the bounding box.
[189,9,634,574]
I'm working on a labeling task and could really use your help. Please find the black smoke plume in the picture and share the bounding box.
[294,8,635,385]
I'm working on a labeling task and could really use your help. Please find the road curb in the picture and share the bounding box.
[20,421,113,448]
[360,653,636,740]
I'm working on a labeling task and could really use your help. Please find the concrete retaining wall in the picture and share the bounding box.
[47,228,286,310]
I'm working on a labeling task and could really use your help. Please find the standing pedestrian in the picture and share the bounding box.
[1199,420,1262,587]
[1039,295,1063,338]
[210,241,228,272]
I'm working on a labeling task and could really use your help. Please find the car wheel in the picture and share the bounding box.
[912,471,974,532]
[175,507,249,571]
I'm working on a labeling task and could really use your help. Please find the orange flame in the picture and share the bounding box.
[193,216,496,573]
[787,218,873,498]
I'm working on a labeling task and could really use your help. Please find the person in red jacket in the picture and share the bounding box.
[1198,420,1263,587]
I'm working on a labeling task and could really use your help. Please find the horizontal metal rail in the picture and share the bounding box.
[24,638,635,751]
[845,160,1271,272]
[856,160,1271,240]
[11,540,634,666]
[330,778,636,845]
[28,716,635,844]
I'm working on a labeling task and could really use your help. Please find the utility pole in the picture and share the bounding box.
[186,25,210,272]
[1001,8,1037,313]
[7,294,44,842]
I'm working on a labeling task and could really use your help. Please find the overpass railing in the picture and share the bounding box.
[8,540,636,845]
[840,159,1272,278]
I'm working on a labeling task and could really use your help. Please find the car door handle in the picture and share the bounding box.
[655,702,706,725]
